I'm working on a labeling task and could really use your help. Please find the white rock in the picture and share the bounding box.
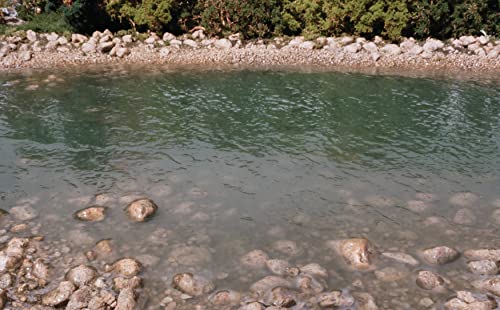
[423,39,444,52]
[344,43,361,53]
[159,47,170,57]
[214,38,232,49]
[81,42,96,53]
[183,39,198,48]
[459,35,476,46]
[116,47,129,58]
[163,32,176,42]
[340,36,354,45]
[21,51,32,61]
[57,37,68,45]
[478,36,489,45]
[145,36,156,44]
[298,41,315,50]
[122,35,133,43]
[26,30,37,42]
[363,42,378,53]
[192,29,205,40]
[287,37,304,48]
[381,44,401,55]
[46,32,59,41]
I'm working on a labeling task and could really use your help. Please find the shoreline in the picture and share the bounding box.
[1,30,499,75]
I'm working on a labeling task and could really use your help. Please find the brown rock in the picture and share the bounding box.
[42,281,75,306]
[115,287,136,310]
[472,276,500,296]
[125,198,158,222]
[335,238,377,270]
[210,290,241,305]
[353,292,379,310]
[113,258,141,277]
[266,259,291,276]
[416,270,444,290]
[240,249,269,269]
[464,249,500,261]
[172,273,215,296]
[239,302,265,310]
[66,286,92,310]
[94,239,114,257]
[318,290,355,308]
[294,274,326,294]
[421,246,459,265]
[265,286,298,308]
[0,290,5,309]
[74,206,107,222]
[468,260,498,275]
[299,263,328,278]
[65,265,97,287]
[113,276,142,290]
[272,240,301,257]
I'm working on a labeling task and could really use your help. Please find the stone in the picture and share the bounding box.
[381,44,401,55]
[363,42,378,53]
[45,40,59,50]
[318,291,355,308]
[421,246,459,265]
[42,281,75,306]
[33,259,50,284]
[168,245,211,266]
[407,200,430,213]
[214,38,232,49]
[488,49,499,59]
[47,32,59,41]
[449,192,478,207]
[264,286,298,308]
[115,287,136,310]
[99,35,112,43]
[382,252,419,266]
[57,36,68,45]
[419,297,434,308]
[192,29,205,40]
[298,41,315,50]
[460,35,476,46]
[344,43,361,53]
[21,51,32,62]
[250,276,291,295]
[144,36,156,44]
[416,270,444,290]
[266,259,291,276]
[72,34,88,44]
[125,198,157,222]
[468,260,498,276]
[172,273,215,296]
[0,273,13,289]
[98,42,115,53]
[113,276,142,290]
[74,206,107,222]
[116,47,129,58]
[353,292,379,310]
[374,266,410,282]
[121,35,133,44]
[423,39,444,52]
[478,36,490,45]
[81,42,96,53]
[340,36,354,45]
[10,205,38,221]
[239,302,265,310]
[160,47,170,57]
[65,265,97,287]
[163,32,176,42]
[468,43,481,51]
[26,30,37,42]
[464,249,500,261]
[240,249,269,269]
[183,39,198,48]
[272,240,301,257]
[472,276,500,296]
[330,238,376,270]
[288,37,305,47]
[113,258,141,277]
[294,274,325,294]
[66,286,92,310]
[400,39,416,52]
[210,290,241,305]
[300,263,328,278]
[453,208,476,225]
[408,45,424,56]
[0,290,5,309]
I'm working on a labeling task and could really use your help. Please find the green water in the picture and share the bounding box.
[1,66,500,308]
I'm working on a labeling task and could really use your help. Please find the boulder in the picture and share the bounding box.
[163,32,176,42]
[210,290,241,305]
[272,240,301,257]
[71,34,88,44]
[98,42,115,53]
[81,42,96,53]
[380,44,401,55]
[464,249,500,261]
[453,208,476,225]
[183,39,198,48]
[423,39,444,52]
[459,35,476,46]
[472,276,500,296]
[26,30,37,42]
[116,47,130,58]
[264,286,299,308]
[363,42,378,53]
[66,286,92,310]
[298,41,315,50]
[344,43,361,54]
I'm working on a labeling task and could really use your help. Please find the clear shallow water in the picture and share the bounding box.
[1,66,500,308]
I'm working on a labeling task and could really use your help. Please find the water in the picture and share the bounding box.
[1,66,500,308]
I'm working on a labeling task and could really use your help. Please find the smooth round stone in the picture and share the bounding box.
[74,206,107,222]
[416,270,444,290]
[172,273,215,296]
[240,250,269,269]
[113,258,142,277]
[468,260,498,275]
[125,198,158,222]
[449,192,478,207]
[272,240,301,257]
[42,281,76,306]
[65,265,97,287]
[210,290,241,305]
[10,205,38,221]
[421,246,459,265]
[332,238,377,270]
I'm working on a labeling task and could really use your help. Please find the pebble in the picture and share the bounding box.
[65,265,97,287]
[113,258,142,277]
[421,246,459,265]
[416,270,444,290]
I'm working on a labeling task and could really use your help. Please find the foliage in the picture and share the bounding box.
[63,0,109,33]
[1,11,72,34]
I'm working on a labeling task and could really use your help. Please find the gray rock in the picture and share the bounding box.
[474,48,486,57]
[122,35,133,44]
[10,205,38,221]
[239,302,265,310]
[264,286,299,308]
[453,208,476,225]
[115,287,136,310]
[423,39,444,52]
[99,35,112,43]
[183,39,198,49]
[113,258,141,277]
[374,266,410,282]
[159,47,170,57]
[163,32,176,42]
[298,41,315,50]
[468,43,481,51]
[272,240,301,257]
[214,38,232,49]
[416,270,444,290]
[400,39,416,52]
[381,44,401,55]
[0,273,13,289]
[339,36,354,45]
[344,43,361,54]
[468,260,498,275]
[45,40,59,51]
[421,246,459,265]
[300,263,328,278]
[26,30,37,42]
[145,36,156,44]
[98,42,115,53]
[46,32,59,41]
[172,273,215,296]
[81,42,96,53]
[460,35,476,46]
[371,52,381,62]
[449,192,478,206]
[250,276,291,295]
[363,42,378,53]
[240,249,269,269]
[318,291,355,308]
[353,292,379,310]
[42,281,75,306]
[487,49,499,59]
[464,249,500,261]
[287,37,304,48]
[65,265,97,287]
[266,259,291,276]
[382,252,419,266]
[125,198,158,222]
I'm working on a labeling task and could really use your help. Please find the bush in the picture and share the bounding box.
[63,0,110,33]
[1,11,72,34]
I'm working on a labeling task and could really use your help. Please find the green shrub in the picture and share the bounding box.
[63,0,109,33]
[278,0,325,37]
[2,11,72,34]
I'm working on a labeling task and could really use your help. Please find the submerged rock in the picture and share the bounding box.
[65,265,97,287]
[210,290,241,305]
[115,287,136,310]
[125,198,158,222]
[472,276,500,296]
[172,273,215,296]
[74,206,107,222]
[42,281,75,306]
[416,270,444,290]
[168,245,212,266]
[266,259,292,276]
[318,290,355,308]
[299,263,328,278]
[272,240,301,257]
[468,260,498,275]
[264,286,299,308]
[240,249,269,269]
[353,292,379,310]
[250,276,291,295]
[464,249,500,261]
[453,208,476,225]
[381,252,419,266]
[66,286,92,310]
[329,238,377,270]
[10,205,38,221]
[113,258,141,277]
[421,246,459,265]
[449,192,478,207]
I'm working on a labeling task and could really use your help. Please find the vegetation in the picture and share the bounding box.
[0,0,498,40]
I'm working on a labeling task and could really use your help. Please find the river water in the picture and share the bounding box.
[1,66,500,309]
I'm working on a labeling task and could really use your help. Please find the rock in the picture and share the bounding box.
[300,263,328,278]
[57,36,68,45]
[0,273,13,289]
[453,208,476,225]
[116,47,129,58]
[449,192,478,206]
[42,281,75,306]
[288,37,304,47]
[266,259,291,276]
[46,32,59,41]
[460,35,476,46]
[468,260,498,275]
[423,39,444,52]
[421,246,459,265]
[344,43,361,53]
[400,39,416,52]
[419,297,434,308]
[464,249,500,261]
[408,45,424,56]
[74,206,107,222]
[214,38,232,49]
[318,291,355,308]
[298,41,315,50]
[81,42,96,53]
[33,259,50,284]
[374,267,410,282]
[163,32,176,42]
[363,42,378,53]
[125,198,158,222]
[210,290,241,305]
[468,43,481,51]
[330,238,376,270]
[250,276,291,295]
[340,36,354,45]
[172,273,215,296]
[144,36,156,44]
[72,34,87,44]
[353,292,379,310]
[26,30,37,42]
[294,274,325,294]
[240,249,269,269]
[98,42,115,53]
[192,29,205,40]
[121,35,133,44]
[115,287,136,310]
[159,47,170,57]
[416,270,444,290]
[113,258,141,277]
[381,44,401,55]
[239,302,265,310]
[407,200,430,213]
[382,252,419,266]
[272,240,301,257]
[488,49,499,59]
[478,36,490,45]
[183,39,198,48]
[10,205,38,221]
[113,276,142,290]
[168,245,211,266]
[21,51,32,62]
[65,265,97,287]
[66,286,92,310]
[264,286,298,308]
[472,276,500,296]
[99,35,112,43]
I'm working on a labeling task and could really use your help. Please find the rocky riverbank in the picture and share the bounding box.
[1,29,500,72]
[2,191,500,309]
